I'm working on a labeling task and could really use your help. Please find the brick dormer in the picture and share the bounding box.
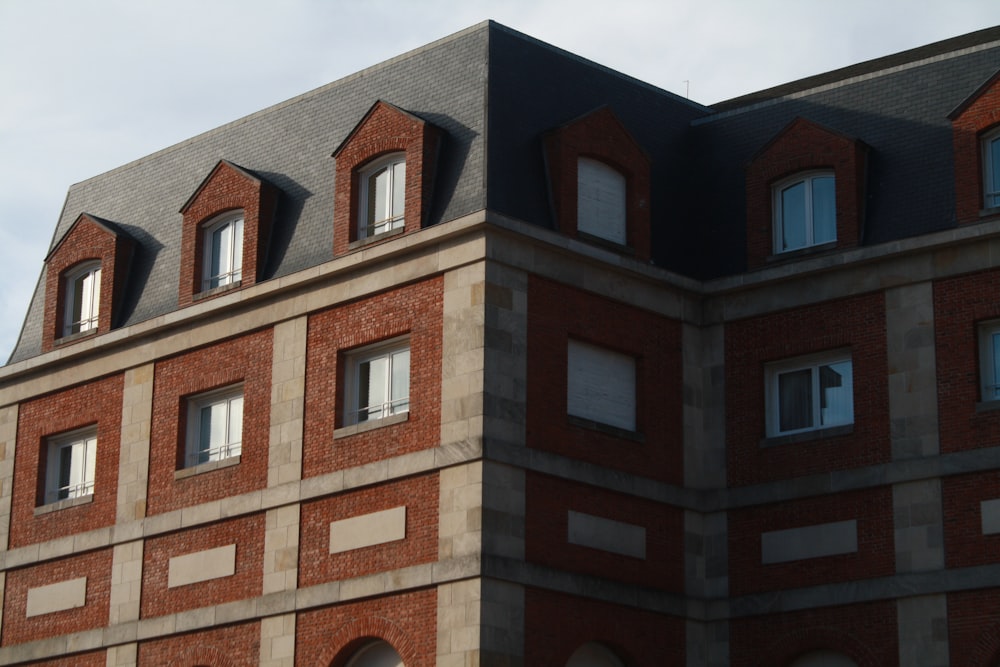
[332,101,444,256]
[178,160,280,307]
[949,69,1000,224]
[745,117,868,269]
[42,214,135,352]
[543,106,651,260]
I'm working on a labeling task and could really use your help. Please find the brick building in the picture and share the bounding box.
[0,20,999,666]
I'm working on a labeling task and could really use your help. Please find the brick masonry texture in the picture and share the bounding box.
[19,652,106,666]
[525,587,685,665]
[11,374,123,547]
[141,513,265,618]
[725,291,889,486]
[526,275,683,483]
[728,487,894,597]
[934,269,1000,453]
[147,328,273,515]
[525,471,684,592]
[1,548,112,647]
[948,588,1000,664]
[137,620,261,667]
[729,600,898,666]
[951,73,1000,224]
[941,471,1000,569]
[303,277,442,477]
[296,588,436,666]
[298,472,438,587]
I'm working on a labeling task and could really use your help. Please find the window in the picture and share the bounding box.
[766,353,853,436]
[984,128,1000,209]
[344,641,403,667]
[789,651,858,667]
[577,157,626,245]
[202,214,243,290]
[345,338,410,425]
[186,386,243,467]
[567,339,636,432]
[359,155,406,239]
[63,262,101,337]
[773,172,836,253]
[979,321,1000,401]
[566,643,625,667]
[45,428,96,504]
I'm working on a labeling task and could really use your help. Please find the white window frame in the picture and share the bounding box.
[983,127,1000,210]
[979,320,1000,402]
[359,154,406,239]
[185,385,244,468]
[63,262,101,337]
[773,171,836,253]
[202,213,244,291]
[567,339,637,432]
[577,157,627,245]
[45,427,97,504]
[765,351,853,437]
[344,336,410,426]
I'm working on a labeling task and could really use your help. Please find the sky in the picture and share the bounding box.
[1,0,998,363]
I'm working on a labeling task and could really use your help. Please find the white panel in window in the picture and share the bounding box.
[567,339,636,431]
[984,129,1000,209]
[202,214,244,290]
[773,172,836,253]
[45,428,97,504]
[577,157,626,245]
[360,155,406,239]
[186,385,243,467]
[63,263,101,336]
[346,337,410,425]
[766,353,852,437]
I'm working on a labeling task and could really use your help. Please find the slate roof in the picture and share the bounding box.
[8,22,1000,363]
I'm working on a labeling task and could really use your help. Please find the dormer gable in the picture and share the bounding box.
[949,69,1000,223]
[543,106,652,260]
[178,159,280,306]
[745,117,868,268]
[332,100,444,256]
[42,213,135,352]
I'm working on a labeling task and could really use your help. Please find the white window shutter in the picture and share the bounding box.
[577,158,626,245]
[567,339,636,431]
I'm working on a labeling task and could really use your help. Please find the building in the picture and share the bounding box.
[0,19,999,666]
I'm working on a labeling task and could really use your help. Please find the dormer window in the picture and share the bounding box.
[773,172,836,253]
[202,214,244,291]
[359,154,406,239]
[577,158,626,245]
[983,127,1000,210]
[63,262,101,337]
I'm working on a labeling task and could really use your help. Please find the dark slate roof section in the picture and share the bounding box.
[712,26,1000,112]
[688,40,1000,280]
[485,23,710,272]
[8,22,492,364]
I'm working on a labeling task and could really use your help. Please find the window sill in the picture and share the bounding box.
[55,328,98,346]
[174,455,241,480]
[768,240,838,263]
[348,226,405,251]
[760,424,853,448]
[193,280,242,302]
[980,207,1000,219]
[975,399,1000,414]
[576,231,634,256]
[334,411,409,439]
[34,493,93,516]
[567,415,644,442]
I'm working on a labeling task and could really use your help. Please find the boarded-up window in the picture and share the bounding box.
[567,339,636,431]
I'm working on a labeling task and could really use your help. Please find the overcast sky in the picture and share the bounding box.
[1,0,998,363]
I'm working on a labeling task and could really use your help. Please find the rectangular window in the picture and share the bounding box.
[186,386,243,467]
[63,263,101,336]
[577,157,627,245]
[766,353,853,436]
[774,173,836,253]
[979,321,1000,401]
[984,131,1000,209]
[345,337,410,425]
[45,428,97,504]
[202,215,244,291]
[567,339,636,431]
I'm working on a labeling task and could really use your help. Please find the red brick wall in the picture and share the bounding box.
[21,652,106,666]
[1,549,112,646]
[948,588,1000,665]
[942,471,1000,569]
[745,117,867,268]
[141,513,264,618]
[147,329,272,515]
[951,72,1000,223]
[728,487,894,597]
[525,472,683,592]
[543,106,652,259]
[137,620,260,667]
[526,276,683,483]
[42,214,133,352]
[730,600,898,667]
[525,588,684,666]
[299,473,438,587]
[332,101,442,256]
[178,160,279,306]
[297,589,436,667]
[303,278,442,477]
[11,374,123,547]
[726,292,889,486]
[935,269,1000,453]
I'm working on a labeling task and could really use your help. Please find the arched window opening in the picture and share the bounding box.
[566,642,626,667]
[359,154,406,239]
[789,650,859,667]
[344,640,404,667]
